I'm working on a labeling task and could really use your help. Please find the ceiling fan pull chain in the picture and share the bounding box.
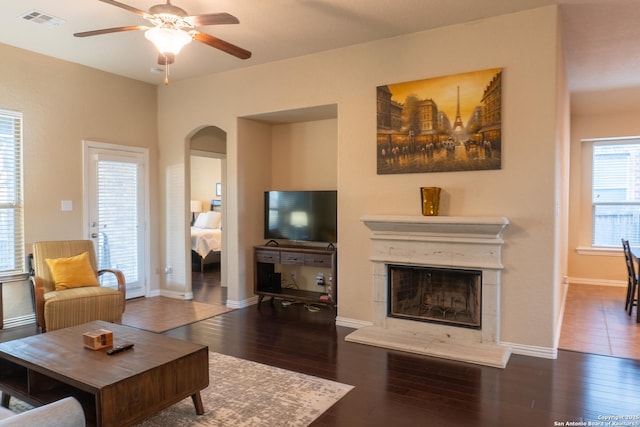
[165,62,169,85]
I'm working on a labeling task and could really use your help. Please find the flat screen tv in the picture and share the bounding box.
[264,190,337,243]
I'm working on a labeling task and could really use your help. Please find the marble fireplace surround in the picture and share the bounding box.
[345,215,511,368]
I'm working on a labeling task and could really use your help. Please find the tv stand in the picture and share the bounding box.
[254,245,337,312]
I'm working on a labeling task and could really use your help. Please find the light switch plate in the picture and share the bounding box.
[61,200,73,211]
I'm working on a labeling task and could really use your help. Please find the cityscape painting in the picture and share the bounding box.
[377,68,502,174]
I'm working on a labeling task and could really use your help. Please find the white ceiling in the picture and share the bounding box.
[0,0,639,93]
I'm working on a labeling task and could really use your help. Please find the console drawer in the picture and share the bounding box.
[304,253,332,268]
[280,252,305,265]
[256,250,279,264]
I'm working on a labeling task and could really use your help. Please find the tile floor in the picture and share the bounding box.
[559,283,640,359]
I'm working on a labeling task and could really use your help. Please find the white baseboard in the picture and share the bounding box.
[567,277,625,287]
[143,289,257,308]
[336,316,371,329]
[504,341,558,359]
[226,296,258,309]
[157,289,193,300]
[2,314,35,329]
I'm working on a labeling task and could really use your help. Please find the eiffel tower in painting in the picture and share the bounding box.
[452,86,464,131]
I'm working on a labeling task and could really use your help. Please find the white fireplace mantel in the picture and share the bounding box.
[346,214,511,368]
[361,215,509,271]
[360,215,509,241]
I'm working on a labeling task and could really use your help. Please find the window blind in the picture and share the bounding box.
[0,109,24,274]
[96,159,139,286]
[592,140,640,246]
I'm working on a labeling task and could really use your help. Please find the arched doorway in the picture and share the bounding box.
[188,126,227,305]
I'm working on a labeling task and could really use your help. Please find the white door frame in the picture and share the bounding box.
[82,140,151,298]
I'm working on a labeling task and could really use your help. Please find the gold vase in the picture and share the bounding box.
[421,187,441,216]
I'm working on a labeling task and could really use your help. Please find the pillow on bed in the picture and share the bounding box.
[207,211,222,228]
[194,212,209,228]
[194,211,222,229]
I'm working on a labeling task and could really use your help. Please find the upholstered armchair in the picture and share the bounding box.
[31,240,126,333]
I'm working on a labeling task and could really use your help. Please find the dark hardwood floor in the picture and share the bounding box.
[191,263,225,305]
[163,303,640,427]
[2,267,639,426]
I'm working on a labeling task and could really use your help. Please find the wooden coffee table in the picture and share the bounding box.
[0,321,209,427]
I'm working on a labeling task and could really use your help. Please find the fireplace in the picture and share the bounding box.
[346,215,511,368]
[389,265,482,329]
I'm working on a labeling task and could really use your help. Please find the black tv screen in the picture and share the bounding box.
[264,190,337,243]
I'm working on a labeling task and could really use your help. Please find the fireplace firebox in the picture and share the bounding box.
[388,265,481,329]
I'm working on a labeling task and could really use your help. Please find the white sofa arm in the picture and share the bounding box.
[0,397,85,427]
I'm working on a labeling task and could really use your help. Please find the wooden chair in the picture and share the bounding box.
[31,240,126,332]
[621,239,638,317]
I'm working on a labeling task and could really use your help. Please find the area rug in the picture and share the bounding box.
[135,352,354,426]
[121,297,234,333]
[9,352,354,426]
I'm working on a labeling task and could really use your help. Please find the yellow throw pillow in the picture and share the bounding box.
[46,251,99,291]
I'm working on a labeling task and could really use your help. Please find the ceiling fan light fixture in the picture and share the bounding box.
[75,0,251,84]
[144,27,192,56]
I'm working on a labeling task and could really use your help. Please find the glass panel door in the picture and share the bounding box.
[85,145,146,299]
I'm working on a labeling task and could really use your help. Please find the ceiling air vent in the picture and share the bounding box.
[19,10,65,27]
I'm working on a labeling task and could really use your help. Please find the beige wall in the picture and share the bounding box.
[0,42,159,321]
[190,156,221,211]
[156,6,568,355]
[271,119,338,190]
[568,86,640,284]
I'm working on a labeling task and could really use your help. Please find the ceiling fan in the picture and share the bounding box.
[74,0,252,84]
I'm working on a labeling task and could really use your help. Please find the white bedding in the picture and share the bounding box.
[191,227,222,258]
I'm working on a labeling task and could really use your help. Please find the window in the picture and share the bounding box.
[0,109,24,275]
[591,139,640,247]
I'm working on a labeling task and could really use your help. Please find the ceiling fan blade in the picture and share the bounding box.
[98,0,149,18]
[184,13,239,26]
[192,31,252,60]
[74,26,147,37]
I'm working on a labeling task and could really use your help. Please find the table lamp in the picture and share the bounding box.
[190,200,202,225]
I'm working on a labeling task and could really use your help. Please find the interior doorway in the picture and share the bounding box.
[188,126,227,305]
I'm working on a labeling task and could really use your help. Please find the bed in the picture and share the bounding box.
[191,209,222,272]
